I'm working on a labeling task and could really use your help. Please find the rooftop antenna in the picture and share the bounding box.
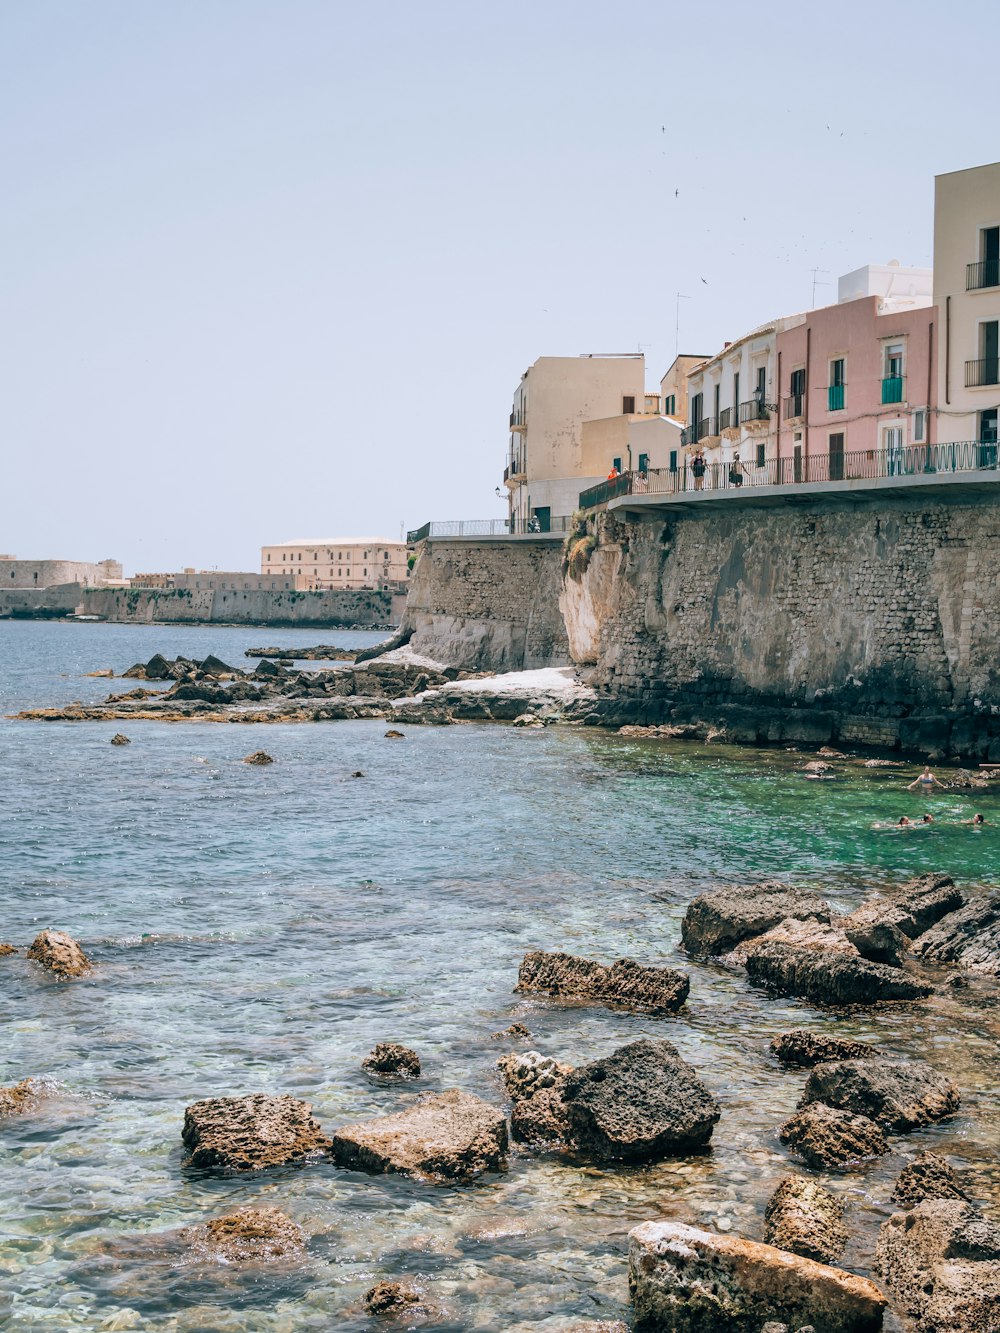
[675,292,691,356]
[810,267,830,308]
[399,520,404,542]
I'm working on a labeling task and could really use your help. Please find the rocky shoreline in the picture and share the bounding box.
[5,866,1000,1330]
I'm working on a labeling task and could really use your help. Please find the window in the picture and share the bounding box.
[266,554,270,563]
[980,408,998,444]
[790,368,805,395]
[983,226,1000,287]
[612,456,623,472]
[755,365,766,401]
[830,358,845,387]
[663,393,675,416]
[885,343,903,379]
[690,391,703,435]
[756,442,766,467]
[913,409,926,443]
[828,358,846,411]
[622,395,635,414]
[638,453,649,473]
[669,449,678,473]
[713,382,720,425]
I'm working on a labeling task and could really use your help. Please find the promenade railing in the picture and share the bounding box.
[578,440,998,509]
[406,515,573,541]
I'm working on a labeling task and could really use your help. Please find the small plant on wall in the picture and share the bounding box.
[562,510,597,581]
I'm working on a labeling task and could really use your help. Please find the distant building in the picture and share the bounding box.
[659,353,711,425]
[260,540,409,590]
[173,569,311,592]
[579,411,683,485]
[504,354,650,532]
[0,557,123,589]
[934,160,1000,447]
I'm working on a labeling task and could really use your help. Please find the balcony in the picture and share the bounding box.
[967,259,1000,291]
[504,457,526,486]
[783,392,804,420]
[718,406,738,432]
[738,398,770,426]
[966,358,1000,388]
[681,417,718,447]
[509,410,527,432]
[881,376,905,404]
[828,383,846,411]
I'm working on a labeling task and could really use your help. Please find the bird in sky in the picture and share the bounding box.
[675,189,679,198]
[701,278,708,284]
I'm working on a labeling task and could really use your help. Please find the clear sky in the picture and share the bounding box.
[2,0,998,574]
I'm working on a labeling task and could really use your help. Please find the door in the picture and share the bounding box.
[533,506,551,533]
[982,321,999,384]
[793,444,802,483]
[829,432,845,482]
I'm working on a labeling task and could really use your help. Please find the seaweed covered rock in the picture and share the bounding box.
[770,1031,877,1068]
[891,1151,967,1208]
[913,891,1000,976]
[875,1199,1000,1332]
[182,1093,332,1170]
[628,1220,887,1332]
[680,882,831,959]
[561,1039,719,1163]
[26,929,92,978]
[516,951,689,1013]
[362,1043,421,1079]
[800,1059,960,1132]
[331,1089,508,1182]
[183,1206,305,1262]
[745,943,932,1006]
[764,1176,848,1264]
[779,1102,888,1170]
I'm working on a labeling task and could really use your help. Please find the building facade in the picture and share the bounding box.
[0,557,123,589]
[504,354,648,531]
[260,540,409,590]
[658,353,710,424]
[934,160,1000,448]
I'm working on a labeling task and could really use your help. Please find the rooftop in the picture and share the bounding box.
[265,538,407,547]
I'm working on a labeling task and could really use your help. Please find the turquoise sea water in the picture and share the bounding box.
[1,621,998,1331]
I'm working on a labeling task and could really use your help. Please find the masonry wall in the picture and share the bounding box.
[561,496,1000,758]
[403,537,569,671]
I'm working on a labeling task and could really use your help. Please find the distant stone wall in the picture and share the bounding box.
[561,496,1000,759]
[80,586,397,627]
[403,538,569,671]
[0,559,116,589]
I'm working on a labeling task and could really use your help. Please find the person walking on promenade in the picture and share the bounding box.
[729,452,744,487]
[907,764,945,792]
[691,451,706,491]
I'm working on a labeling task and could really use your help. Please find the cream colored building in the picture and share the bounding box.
[658,353,710,424]
[934,160,1000,447]
[579,412,683,481]
[261,539,409,590]
[504,354,650,532]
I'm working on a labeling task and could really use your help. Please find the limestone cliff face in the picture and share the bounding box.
[559,534,624,666]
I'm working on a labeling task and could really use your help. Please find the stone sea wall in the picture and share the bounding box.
[403,537,570,671]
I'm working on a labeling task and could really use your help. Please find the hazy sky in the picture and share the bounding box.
[3,0,998,573]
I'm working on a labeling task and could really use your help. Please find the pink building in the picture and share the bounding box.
[775,288,935,480]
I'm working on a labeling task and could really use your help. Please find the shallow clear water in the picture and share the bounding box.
[2,621,998,1330]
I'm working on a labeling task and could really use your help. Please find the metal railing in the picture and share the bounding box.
[718,406,738,431]
[681,418,715,446]
[738,398,770,424]
[881,375,905,404]
[407,515,574,541]
[966,357,1000,388]
[510,410,526,430]
[784,392,804,418]
[828,383,846,411]
[577,439,999,508]
[967,259,1000,291]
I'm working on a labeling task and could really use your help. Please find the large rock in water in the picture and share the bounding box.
[182,1094,332,1170]
[770,1030,877,1067]
[875,1199,1000,1332]
[763,1175,847,1264]
[680,882,830,959]
[842,873,963,940]
[26,930,92,978]
[913,891,1000,976]
[892,1151,967,1207]
[628,1220,887,1332]
[516,951,689,1013]
[801,1058,960,1132]
[745,942,932,1006]
[779,1101,888,1169]
[182,1206,306,1262]
[330,1089,508,1182]
[497,1050,573,1144]
[561,1039,719,1162]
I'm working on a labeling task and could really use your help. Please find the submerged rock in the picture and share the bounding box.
[561,1039,719,1163]
[0,943,17,957]
[745,942,932,1006]
[182,1093,332,1170]
[680,882,831,959]
[331,1089,508,1182]
[183,1206,306,1262]
[365,1280,422,1315]
[491,1022,531,1040]
[516,950,689,1013]
[628,1219,887,1332]
[891,1151,967,1208]
[779,1102,888,1170]
[843,872,963,941]
[875,1199,1000,1333]
[384,729,405,739]
[362,1043,421,1079]
[110,733,131,746]
[801,1058,960,1132]
[243,751,274,766]
[26,929,92,978]
[913,891,1000,976]
[0,1079,38,1118]
[763,1176,847,1264]
[770,1031,877,1068]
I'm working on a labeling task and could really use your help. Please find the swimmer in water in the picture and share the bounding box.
[898,816,912,826]
[960,812,986,825]
[908,764,945,791]
[922,813,934,823]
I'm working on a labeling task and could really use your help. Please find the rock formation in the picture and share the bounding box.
[183,1206,306,1262]
[110,733,130,746]
[516,951,690,1013]
[770,1031,876,1067]
[561,1039,719,1162]
[745,942,932,1006]
[628,1219,887,1332]
[680,882,831,959]
[800,1058,961,1132]
[331,1089,508,1182]
[779,1102,888,1170]
[364,1280,423,1315]
[0,1079,38,1118]
[26,930,92,978]
[243,751,274,766]
[891,1151,967,1208]
[841,873,964,941]
[181,1094,332,1170]
[763,1176,848,1264]
[362,1043,421,1079]
[497,1050,573,1145]
[913,891,1000,975]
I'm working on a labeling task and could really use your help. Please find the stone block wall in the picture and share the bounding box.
[80,586,396,627]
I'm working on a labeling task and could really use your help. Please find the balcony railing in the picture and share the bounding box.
[828,383,846,411]
[784,392,804,419]
[510,410,527,431]
[407,515,574,541]
[881,375,905,404]
[718,406,738,431]
[967,259,1000,291]
[738,398,770,424]
[681,417,717,446]
[577,439,998,509]
[966,357,1000,388]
